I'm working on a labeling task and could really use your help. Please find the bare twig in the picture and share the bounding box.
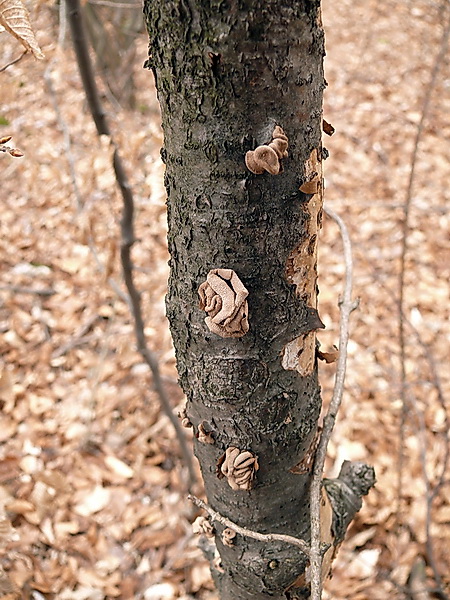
[52,314,101,358]
[309,206,358,600]
[0,50,27,72]
[66,0,197,488]
[188,495,311,556]
[396,9,450,599]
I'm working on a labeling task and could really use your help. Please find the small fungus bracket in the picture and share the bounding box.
[192,516,215,538]
[245,125,288,175]
[222,527,237,547]
[197,422,215,444]
[177,404,192,428]
[198,269,249,338]
[217,447,259,491]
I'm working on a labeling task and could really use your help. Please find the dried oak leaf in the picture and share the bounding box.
[0,0,44,59]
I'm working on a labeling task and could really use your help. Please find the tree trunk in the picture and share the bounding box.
[143,2,374,598]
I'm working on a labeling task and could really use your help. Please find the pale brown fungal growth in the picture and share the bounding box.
[177,405,192,428]
[245,125,288,175]
[222,527,237,547]
[198,268,249,338]
[192,516,215,538]
[218,447,259,491]
[212,553,224,573]
[197,422,215,444]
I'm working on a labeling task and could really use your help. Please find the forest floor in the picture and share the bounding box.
[1,0,449,599]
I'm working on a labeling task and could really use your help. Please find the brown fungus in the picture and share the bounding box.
[192,516,215,538]
[177,405,192,428]
[222,527,237,547]
[197,422,215,445]
[245,125,288,175]
[218,447,259,491]
[198,269,249,338]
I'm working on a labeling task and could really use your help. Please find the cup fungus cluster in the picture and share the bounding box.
[198,268,249,338]
[218,447,259,491]
[245,125,289,175]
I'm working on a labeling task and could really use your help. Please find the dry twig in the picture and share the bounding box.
[188,495,311,556]
[309,206,358,600]
[0,49,27,72]
[66,0,197,488]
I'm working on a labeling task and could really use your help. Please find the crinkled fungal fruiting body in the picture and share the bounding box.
[177,405,192,428]
[197,422,215,444]
[192,516,215,538]
[222,527,237,547]
[198,268,249,338]
[217,447,259,491]
[245,125,288,175]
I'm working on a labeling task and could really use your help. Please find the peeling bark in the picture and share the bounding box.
[143,1,373,598]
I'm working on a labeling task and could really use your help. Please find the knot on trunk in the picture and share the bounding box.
[245,125,288,175]
[198,269,249,338]
[218,447,259,491]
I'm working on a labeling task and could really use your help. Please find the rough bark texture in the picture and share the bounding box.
[143,2,372,598]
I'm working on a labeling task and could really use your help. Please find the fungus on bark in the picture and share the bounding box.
[197,422,215,445]
[217,447,259,491]
[245,125,289,175]
[198,268,249,338]
[222,527,237,547]
[192,515,215,538]
[177,405,192,428]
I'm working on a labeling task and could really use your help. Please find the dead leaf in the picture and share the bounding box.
[0,0,44,58]
[74,486,111,517]
[322,119,335,136]
[317,345,339,363]
[104,455,134,479]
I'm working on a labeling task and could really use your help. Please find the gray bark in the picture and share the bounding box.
[143,2,374,598]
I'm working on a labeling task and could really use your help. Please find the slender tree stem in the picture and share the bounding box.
[0,50,27,72]
[309,206,358,600]
[65,0,197,488]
